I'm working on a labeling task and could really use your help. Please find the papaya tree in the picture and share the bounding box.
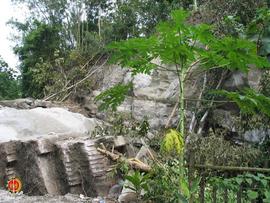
[96,9,270,139]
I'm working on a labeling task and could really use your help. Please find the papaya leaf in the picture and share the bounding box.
[95,83,132,111]
[212,88,270,117]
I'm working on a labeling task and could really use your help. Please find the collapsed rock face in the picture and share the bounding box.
[85,64,205,129]
[83,64,266,143]
[0,106,114,197]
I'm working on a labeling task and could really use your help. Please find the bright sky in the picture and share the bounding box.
[0,0,27,72]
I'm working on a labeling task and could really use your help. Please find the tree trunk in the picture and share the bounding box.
[179,69,185,137]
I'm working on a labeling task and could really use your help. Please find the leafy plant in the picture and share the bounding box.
[143,159,200,203]
[209,173,270,202]
[124,171,149,197]
[97,9,269,140]
[124,159,201,203]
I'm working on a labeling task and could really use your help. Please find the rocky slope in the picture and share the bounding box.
[82,64,265,142]
[0,64,266,202]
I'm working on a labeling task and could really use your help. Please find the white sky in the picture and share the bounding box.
[0,0,27,72]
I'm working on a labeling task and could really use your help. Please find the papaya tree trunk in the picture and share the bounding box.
[179,69,185,137]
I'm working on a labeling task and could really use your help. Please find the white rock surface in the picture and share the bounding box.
[0,107,98,142]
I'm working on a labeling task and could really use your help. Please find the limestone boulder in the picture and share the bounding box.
[0,107,99,142]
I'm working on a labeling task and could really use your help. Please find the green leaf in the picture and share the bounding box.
[95,83,132,111]
[264,191,270,200]
[246,178,253,185]
[203,36,270,71]
[180,178,190,198]
[235,177,243,185]
[212,88,270,118]
[247,190,258,200]
[261,179,268,187]
[190,177,201,193]
[171,10,189,25]
[107,37,157,75]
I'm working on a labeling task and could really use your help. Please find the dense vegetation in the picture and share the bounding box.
[0,56,20,100]
[96,8,270,202]
[9,0,188,98]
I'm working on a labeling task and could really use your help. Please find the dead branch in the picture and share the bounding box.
[191,164,270,173]
[97,147,120,161]
[197,70,228,135]
[189,72,207,134]
[165,101,178,129]
[97,147,151,172]
[44,57,108,101]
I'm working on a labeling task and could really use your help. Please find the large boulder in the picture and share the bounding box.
[0,106,116,198]
[0,107,98,142]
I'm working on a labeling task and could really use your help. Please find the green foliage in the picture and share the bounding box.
[137,118,150,137]
[14,21,62,98]
[247,7,270,56]
[218,15,245,37]
[12,18,98,99]
[161,129,184,156]
[186,133,261,166]
[124,171,149,196]
[95,83,132,111]
[108,37,158,75]
[142,159,200,203]
[103,0,187,40]
[213,88,270,118]
[0,57,21,100]
[101,9,269,138]
[202,36,270,72]
[124,160,194,203]
[12,0,187,55]
[92,113,150,139]
[209,173,270,202]
[199,0,265,36]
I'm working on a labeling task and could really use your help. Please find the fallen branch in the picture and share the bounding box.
[197,70,228,135]
[97,147,120,161]
[44,57,108,101]
[189,72,207,134]
[191,164,270,173]
[97,147,151,172]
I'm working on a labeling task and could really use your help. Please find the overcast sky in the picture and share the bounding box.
[0,0,27,72]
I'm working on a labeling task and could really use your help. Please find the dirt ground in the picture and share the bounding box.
[0,190,93,203]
